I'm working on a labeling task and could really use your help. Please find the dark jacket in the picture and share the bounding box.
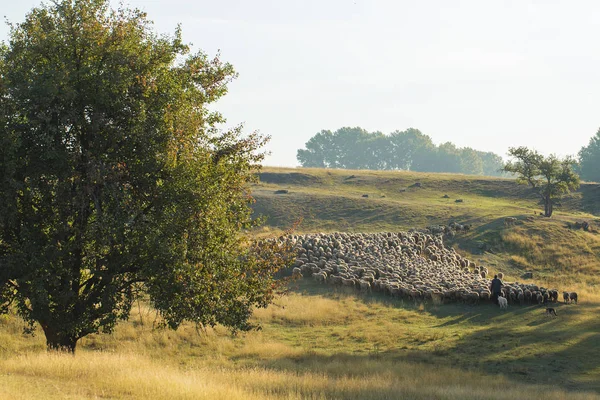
[490,278,503,293]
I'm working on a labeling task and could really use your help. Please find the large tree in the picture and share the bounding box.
[503,147,580,217]
[578,128,600,182]
[0,0,288,352]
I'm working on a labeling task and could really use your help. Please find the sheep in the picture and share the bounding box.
[569,292,578,304]
[341,277,355,287]
[292,267,303,279]
[536,293,544,305]
[282,231,563,308]
[312,271,327,283]
[517,291,524,306]
[504,217,517,226]
[359,280,371,293]
[498,296,508,310]
[563,292,570,304]
[524,290,532,304]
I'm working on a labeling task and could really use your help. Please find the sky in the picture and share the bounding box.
[1,0,600,167]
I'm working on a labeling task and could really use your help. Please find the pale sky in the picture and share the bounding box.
[2,0,600,166]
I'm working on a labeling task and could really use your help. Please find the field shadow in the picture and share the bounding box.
[287,280,600,394]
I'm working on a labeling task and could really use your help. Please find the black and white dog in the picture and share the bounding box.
[545,307,558,317]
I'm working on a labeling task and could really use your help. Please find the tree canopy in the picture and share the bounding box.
[503,147,580,217]
[578,128,600,182]
[296,127,505,176]
[0,0,288,352]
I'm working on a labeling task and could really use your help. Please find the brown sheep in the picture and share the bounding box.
[536,293,544,305]
[517,292,524,306]
[524,290,532,304]
[563,292,570,304]
[569,292,578,304]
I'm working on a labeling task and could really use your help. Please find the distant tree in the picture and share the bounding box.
[388,128,434,170]
[459,147,484,175]
[362,132,390,170]
[328,127,372,169]
[0,0,290,352]
[434,142,462,173]
[296,130,333,168]
[578,128,600,182]
[503,147,580,217]
[478,151,505,176]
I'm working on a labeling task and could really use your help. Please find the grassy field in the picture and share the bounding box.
[1,167,600,399]
[254,167,600,288]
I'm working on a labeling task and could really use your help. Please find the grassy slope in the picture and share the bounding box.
[253,167,600,287]
[2,167,600,399]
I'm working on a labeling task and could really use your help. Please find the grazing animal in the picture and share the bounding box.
[498,296,508,310]
[569,292,578,304]
[536,293,544,305]
[517,292,524,306]
[563,292,570,304]
[504,217,517,226]
[545,307,557,317]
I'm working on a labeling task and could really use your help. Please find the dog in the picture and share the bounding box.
[498,296,508,310]
[545,307,557,317]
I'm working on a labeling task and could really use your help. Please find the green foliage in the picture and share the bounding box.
[503,147,580,217]
[296,127,505,176]
[578,128,600,182]
[0,0,288,352]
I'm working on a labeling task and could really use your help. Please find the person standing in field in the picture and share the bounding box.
[490,275,503,305]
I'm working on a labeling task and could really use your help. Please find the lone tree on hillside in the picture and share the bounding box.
[503,147,580,217]
[0,0,290,352]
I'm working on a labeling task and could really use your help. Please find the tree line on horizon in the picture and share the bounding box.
[296,127,506,176]
[297,127,600,182]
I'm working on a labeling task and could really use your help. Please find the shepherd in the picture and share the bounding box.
[490,274,503,305]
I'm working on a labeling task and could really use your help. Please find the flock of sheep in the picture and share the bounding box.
[283,231,578,307]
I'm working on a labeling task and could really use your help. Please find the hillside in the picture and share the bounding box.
[2,167,600,399]
[253,167,600,288]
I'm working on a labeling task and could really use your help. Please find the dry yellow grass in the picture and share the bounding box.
[2,167,600,399]
[1,286,600,399]
[1,348,599,400]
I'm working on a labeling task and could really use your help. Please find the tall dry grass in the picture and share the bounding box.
[1,287,600,399]
[1,351,599,400]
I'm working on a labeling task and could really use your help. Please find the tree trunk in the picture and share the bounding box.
[544,196,553,217]
[41,324,78,353]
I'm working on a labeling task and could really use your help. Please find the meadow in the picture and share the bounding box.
[1,167,600,399]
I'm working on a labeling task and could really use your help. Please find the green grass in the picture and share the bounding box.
[1,280,599,399]
[253,167,600,288]
[2,166,600,399]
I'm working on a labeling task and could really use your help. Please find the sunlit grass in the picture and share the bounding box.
[1,284,600,399]
[2,167,600,399]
